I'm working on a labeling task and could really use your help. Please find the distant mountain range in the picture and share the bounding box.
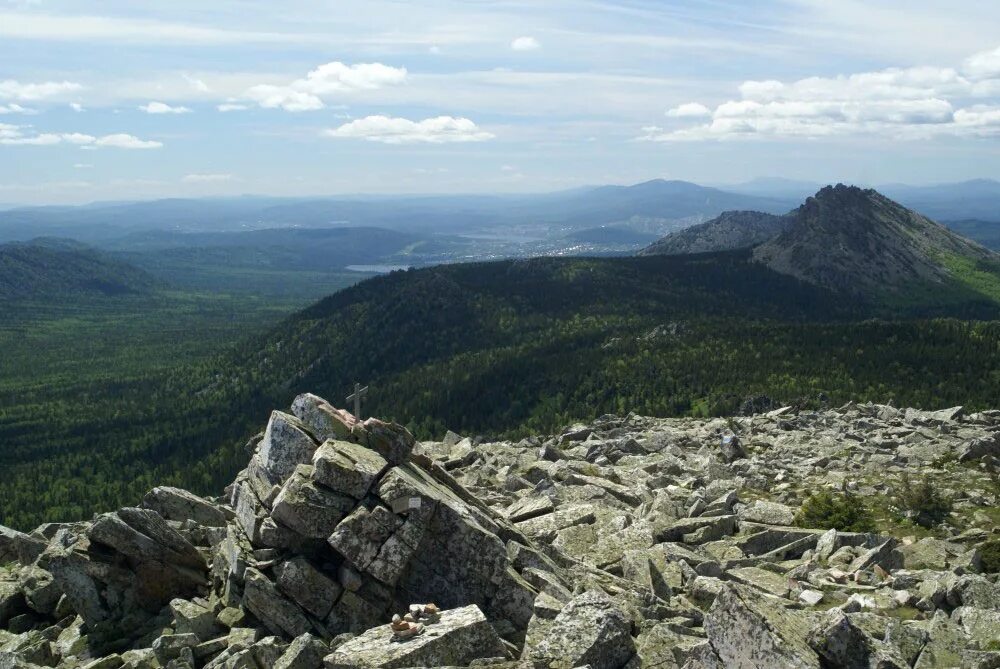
[2,178,997,251]
[0,180,796,243]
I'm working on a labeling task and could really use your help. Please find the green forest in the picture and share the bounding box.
[2,250,1000,529]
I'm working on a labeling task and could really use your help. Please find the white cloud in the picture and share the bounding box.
[0,103,31,114]
[324,115,495,144]
[183,74,211,93]
[242,61,407,112]
[643,43,1000,142]
[511,36,541,51]
[965,46,1000,80]
[666,102,711,118]
[74,163,93,169]
[0,11,296,45]
[69,102,84,112]
[244,85,324,112]
[301,62,407,94]
[182,173,234,183]
[139,101,192,114]
[0,124,162,149]
[217,102,249,112]
[92,133,162,149]
[954,106,1000,130]
[0,79,82,101]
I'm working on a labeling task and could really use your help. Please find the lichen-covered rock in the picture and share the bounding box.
[275,632,329,669]
[704,583,820,669]
[7,396,1000,669]
[323,604,505,669]
[271,465,355,540]
[0,526,44,566]
[275,557,342,620]
[312,441,388,499]
[142,486,228,528]
[523,590,635,669]
[242,568,312,639]
[737,500,796,526]
[170,598,220,641]
[807,610,907,669]
[0,581,26,628]
[259,411,320,483]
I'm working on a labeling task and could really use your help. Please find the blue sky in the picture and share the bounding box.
[3,0,1000,204]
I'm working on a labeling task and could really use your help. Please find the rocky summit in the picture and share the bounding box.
[2,394,1000,668]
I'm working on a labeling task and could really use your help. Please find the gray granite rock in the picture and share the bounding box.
[324,604,505,669]
[523,590,634,669]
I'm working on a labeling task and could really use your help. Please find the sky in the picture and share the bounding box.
[3,0,1000,205]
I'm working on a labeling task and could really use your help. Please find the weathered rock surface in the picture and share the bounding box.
[324,604,505,668]
[523,590,634,668]
[3,396,1000,668]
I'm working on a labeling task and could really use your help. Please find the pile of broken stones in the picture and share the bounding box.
[2,395,1000,668]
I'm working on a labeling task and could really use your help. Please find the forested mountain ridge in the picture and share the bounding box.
[4,250,1000,529]
[0,239,157,299]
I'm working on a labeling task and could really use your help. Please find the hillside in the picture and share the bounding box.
[5,252,1000,528]
[110,226,422,292]
[944,219,1000,250]
[0,239,156,300]
[753,185,1000,299]
[639,210,790,256]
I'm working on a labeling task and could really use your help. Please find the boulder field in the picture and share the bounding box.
[2,394,1000,668]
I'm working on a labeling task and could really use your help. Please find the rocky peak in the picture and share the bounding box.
[639,209,790,256]
[754,184,997,295]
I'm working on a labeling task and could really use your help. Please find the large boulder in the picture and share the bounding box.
[258,411,320,483]
[523,590,635,669]
[807,610,908,669]
[738,500,796,526]
[312,440,388,499]
[270,465,355,540]
[141,486,227,527]
[292,393,360,443]
[323,604,506,668]
[234,398,563,644]
[704,583,820,669]
[242,567,312,639]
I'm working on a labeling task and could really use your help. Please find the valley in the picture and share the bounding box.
[1,182,1000,531]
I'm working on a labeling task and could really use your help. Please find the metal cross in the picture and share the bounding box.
[347,382,369,419]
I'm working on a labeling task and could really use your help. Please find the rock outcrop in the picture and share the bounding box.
[2,395,1000,668]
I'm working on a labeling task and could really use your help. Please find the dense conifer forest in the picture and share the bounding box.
[2,250,1000,529]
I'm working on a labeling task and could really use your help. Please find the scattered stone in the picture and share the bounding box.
[3,395,999,668]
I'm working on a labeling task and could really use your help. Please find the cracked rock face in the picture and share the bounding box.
[2,396,1000,668]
